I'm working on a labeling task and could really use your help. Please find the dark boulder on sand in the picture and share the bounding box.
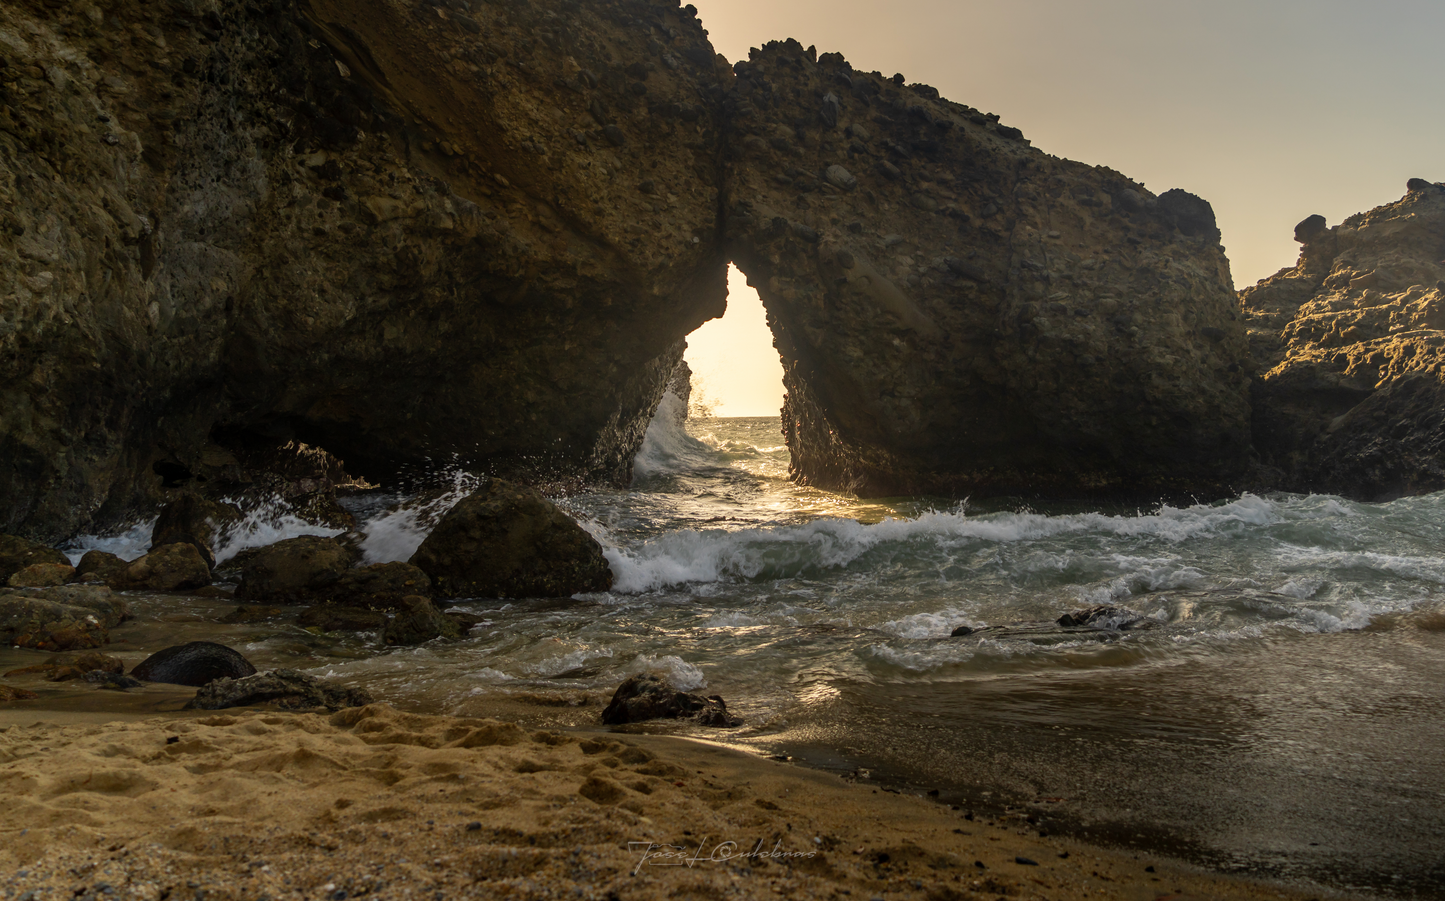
[601,672,740,728]
[131,641,257,687]
[410,480,613,599]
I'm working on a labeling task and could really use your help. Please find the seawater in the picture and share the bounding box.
[55,404,1445,898]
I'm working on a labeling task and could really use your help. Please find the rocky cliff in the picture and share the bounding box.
[722,42,1252,499]
[1,0,727,539]
[3,0,1261,540]
[1242,180,1445,498]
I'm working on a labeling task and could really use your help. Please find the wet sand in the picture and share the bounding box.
[0,700,1365,901]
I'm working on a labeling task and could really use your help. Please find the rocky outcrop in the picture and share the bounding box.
[0,0,727,540]
[2,0,1263,539]
[1242,181,1445,498]
[0,536,69,583]
[410,479,614,598]
[722,43,1251,498]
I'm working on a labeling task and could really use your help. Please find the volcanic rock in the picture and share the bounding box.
[130,641,258,687]
[74,551,129,587]
[0,586,129,651]
[1242,182,1445,498]
[150,493,242,569]
[0,536,69,583]
[120,543,213,592]
[234,536,355,602]
[382,596,463,645]
[723,42,1250,499]
[7,563,76,588]
[0,0,727,541]
[410,480,614,599]
[188,669,373,712]
[600,672,740,728]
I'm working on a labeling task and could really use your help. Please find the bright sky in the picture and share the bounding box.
[683,0,1445,417]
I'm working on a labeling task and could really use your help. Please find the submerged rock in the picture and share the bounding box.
[410,480,614,599]
[320,562,433,609]
[4,652,124,682]
[298,605,387,633]
[382,596,463,645]
[0,586,129,651]
[1055,605,1150,629]
[1242,181,1445,499]
[235,536,355,602]
[600,672,740,728]
[120,543,212,592]
[188,669,373,712]
[130,641,257,687]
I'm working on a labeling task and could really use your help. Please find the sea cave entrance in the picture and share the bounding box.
[682,264,786,420]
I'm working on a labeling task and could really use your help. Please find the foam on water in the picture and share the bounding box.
[356,469,481,564]
[213,495,344,563]
[63,519,156,564]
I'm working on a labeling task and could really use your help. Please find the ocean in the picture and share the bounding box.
[51,402,1445,898]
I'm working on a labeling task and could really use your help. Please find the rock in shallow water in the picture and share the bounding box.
[130,641,257,687]
[0,536,69,584]
[235,536,355,602]
[382,596,462,645]
[410,480,613,599]
[600,672,740,728]
[120,543,212,592]
[0,586,129,651]
[188,669,373,712]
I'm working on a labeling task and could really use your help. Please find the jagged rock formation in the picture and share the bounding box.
[722,42,1251,498]
[3,0,1263,539]
[0,0,727,539]
[1242,181,1445,498]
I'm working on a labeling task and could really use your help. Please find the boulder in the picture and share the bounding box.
[4,652,124,682]
[0,586,129,651]
[1056,605,1149,629]
[234,536,355,602]
[0,536,69,583]
[8,562,75,588]
[410,480,614,599]
[725,43,1250,499]
[320,562,433,609]
[120,543,213,592]
[1242,181,1445,498]
[382,596,463,645]
[187,669,373,712]
[297,605,388,633]
[130,641,257,687]
[74,550,128,586]
[150,493,242,569]
[0,686,39,702]
[600,672,740,728]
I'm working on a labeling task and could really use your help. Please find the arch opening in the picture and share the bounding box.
[682,264,786,419]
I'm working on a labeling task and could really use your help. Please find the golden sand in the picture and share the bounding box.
[0,704,1352,901]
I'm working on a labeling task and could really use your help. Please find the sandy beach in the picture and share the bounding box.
[0,702,1357,901]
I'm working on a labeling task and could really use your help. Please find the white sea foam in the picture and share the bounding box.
[63,519,156,564]
[357,469,481,564]
[629,653,707,691]
[604,495,1282,593]
[633,390,710,478]
[213,494,344,564]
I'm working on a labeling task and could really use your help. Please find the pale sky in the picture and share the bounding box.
[684,0,1445,417]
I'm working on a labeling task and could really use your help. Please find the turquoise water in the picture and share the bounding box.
[57,405,1445,897]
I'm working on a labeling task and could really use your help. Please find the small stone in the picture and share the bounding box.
[949,625,974,637]
[820,92,840,128]
[824,164,856,191]
[603,124,626,146]
[790,222,820,243]
[637,179,657,195]
[835,249,855,270]
[1015,857,1038,866]
[875,160,902,180]
[1201,326,1227,342]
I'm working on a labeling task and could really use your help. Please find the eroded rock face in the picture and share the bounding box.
[0,0,727,540]
[1242,182,1445,498]
[722,43,1252,498]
